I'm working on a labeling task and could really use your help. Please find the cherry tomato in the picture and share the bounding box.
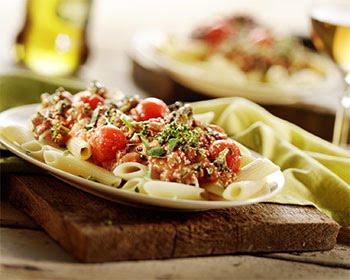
[73,91,104,110]
[203,20,232,46]
[209,139,241,172]
[135,98,170,121]
[90,125,127,162]
[248,27,274,46]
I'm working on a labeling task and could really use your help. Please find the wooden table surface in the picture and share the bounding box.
[1,2,350,278]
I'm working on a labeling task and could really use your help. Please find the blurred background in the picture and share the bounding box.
[0,0,315,89]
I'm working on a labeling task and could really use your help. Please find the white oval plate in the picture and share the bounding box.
[0,104,284,211]
[129,30,344,105]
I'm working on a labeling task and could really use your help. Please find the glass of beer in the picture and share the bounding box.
[310,0,350,147]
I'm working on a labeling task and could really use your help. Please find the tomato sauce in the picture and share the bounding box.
[32,83,241,187]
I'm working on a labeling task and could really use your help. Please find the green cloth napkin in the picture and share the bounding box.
[0,71,84,172]
[192,98,350,226]
[0,71,84,112]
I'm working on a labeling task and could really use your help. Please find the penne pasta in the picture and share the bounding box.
[21,140,44,161]
[120,177,147,194]
[0,126,34,145]
[143,180,204,200]
[223,180,266,201]
[239,153,256,168]
[43,150,121,187]
[66,137,91,160]
[236,158,279,182]
[43,145,65,153]
[113,162,148,180]
[202,182,225,197]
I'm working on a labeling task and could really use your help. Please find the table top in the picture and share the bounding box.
[0,1,349,279]
[1,195,349,279]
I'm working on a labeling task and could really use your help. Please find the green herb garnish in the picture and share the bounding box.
[55,99,71,113]
[139,134,150,150]
[194,164,202,172]
[120,114,133,130]
[147,146,166,158]
[213,148,230,171]
[139,133,166,158]
[206,167,214,175]
[84,107,100,130]
[50,123,70,144]
[168,138,178,153]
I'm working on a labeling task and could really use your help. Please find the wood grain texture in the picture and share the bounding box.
[6,175,340,263]
[337,227,350,245]
[0,201,40,230]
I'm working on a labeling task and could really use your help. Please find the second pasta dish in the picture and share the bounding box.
[0,82,280,201]
[154,14,342,101]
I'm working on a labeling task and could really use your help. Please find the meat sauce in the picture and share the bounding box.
[191,15,310,74]
[31,82,241,187]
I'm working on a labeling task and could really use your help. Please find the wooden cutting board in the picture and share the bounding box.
[4,175,340,263]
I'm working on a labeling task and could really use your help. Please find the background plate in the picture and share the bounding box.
[130,30,344,105]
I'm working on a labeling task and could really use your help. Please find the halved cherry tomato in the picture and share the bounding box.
[90,125,127,162]
[209,139,241,172]
[73,91,104,110]
[135,98,170,121]
[203,20,232,46]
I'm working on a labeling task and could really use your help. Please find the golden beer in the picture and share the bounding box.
[16,0,92,76]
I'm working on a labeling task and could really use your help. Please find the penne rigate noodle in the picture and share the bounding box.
[120,177,147,194]
[202,182,225,197]
[223,180,266,201]
[21,140,44,161]
[43,145,64,153]
[252,183,271,197]
[44,150,121,187]
[236,158,279,182]
[239,153,256,168]
[0,126,34,145]
[113,162,148,180]
[143,180,204,200]
[66,137,91,160]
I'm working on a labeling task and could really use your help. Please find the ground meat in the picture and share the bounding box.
[32,88,240,188]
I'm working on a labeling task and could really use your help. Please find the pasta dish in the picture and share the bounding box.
[0,82,279,201]
[159,15,328,88]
